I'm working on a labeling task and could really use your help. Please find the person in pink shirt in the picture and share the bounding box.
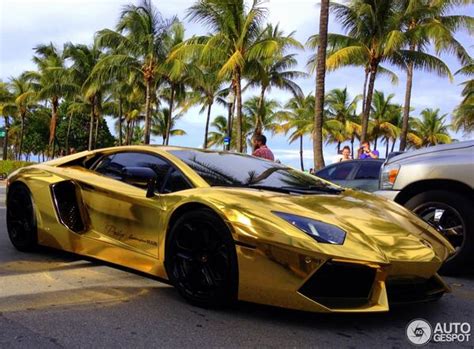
[252,134,275,161]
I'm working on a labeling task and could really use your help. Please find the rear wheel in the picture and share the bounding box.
[7,183,38,252]
[404,190,473,274]
[165,209,238,308]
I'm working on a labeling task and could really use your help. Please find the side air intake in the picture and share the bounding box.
[51,181,86,233]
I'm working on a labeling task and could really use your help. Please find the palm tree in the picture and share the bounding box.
[151,107,186,144]
[324,88,361,153]
[243,96,283,137]
[64,43,106,150]
[398,0,472,151]
[183,0,278,152]
[0,81,13,160]
[24,43,77,156]
[190,66,224,149]
[207,115,228,150]
[6,76,36,160]
[313,0,330,170]
[409,108,452,148]
[452,62,474,135]
[369,91,401,152]
[280,93,342,171]
[246,24,305,137]
[321,0,451,145]
[95,0,175,144]
[159,21,191,145]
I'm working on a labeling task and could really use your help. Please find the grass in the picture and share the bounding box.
[0,160,34,178]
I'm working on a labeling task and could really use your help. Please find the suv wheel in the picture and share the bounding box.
[404,190,473,274]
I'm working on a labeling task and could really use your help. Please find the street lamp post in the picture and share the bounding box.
[226,89,235,151]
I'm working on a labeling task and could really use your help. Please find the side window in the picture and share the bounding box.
[329,163,355,180]
[354,161,382,180]
[94,152,191,193]
[316,167,331,179]
[94,152,170,188]
[162,168,191,193]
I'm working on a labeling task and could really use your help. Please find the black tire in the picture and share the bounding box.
[404,190,473,274]
[6,183,38,252]
[165,208,238,308]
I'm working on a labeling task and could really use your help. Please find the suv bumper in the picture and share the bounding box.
[374,190,400,201]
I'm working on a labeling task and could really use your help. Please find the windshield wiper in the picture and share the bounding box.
[246,185,296,194]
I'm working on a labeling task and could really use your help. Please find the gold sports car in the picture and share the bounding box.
[6,146,455,313]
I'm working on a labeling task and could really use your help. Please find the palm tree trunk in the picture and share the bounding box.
[361,65,378,143]
[118,98,123,146]
[391,138,396,152]
[313,0,329,170]
[400,50,414,151]
[374,136,378,150]
[226,101,233,151]
[49,96,59,158]
[385,138,389,158]
[2,116,9,160]
[144,79,152,145]
[203,102,213,149]
[234,69,243,152]
[88,107,94,151]
[66,112,73,154]
[18,112,25,161]
[299,135,304,171]
[94,114,100,149]
[337,141,341,154]
[165,86,175,146]
[361,68,369,115]
[351,136,354,159]
[126,120,131,145]
[254,85,266,137]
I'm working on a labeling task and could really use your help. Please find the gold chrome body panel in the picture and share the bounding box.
[7,146,454,313]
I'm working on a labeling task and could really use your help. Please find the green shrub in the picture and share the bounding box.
[0,160,34,178]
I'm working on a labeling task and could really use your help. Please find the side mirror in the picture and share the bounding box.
[121,167,157,198]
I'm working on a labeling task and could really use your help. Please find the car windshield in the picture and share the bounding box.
[169,149,341,193]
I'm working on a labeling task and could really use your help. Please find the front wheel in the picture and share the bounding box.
[7,183,38,252]
[165,208,238,308]
[404,190,473,274]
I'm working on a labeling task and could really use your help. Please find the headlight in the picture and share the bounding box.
[380,164,400,190]
[273,212,346,245]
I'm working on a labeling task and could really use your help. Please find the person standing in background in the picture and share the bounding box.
[358,141,379,159]
[340,146,352,162]
[252,135,275,161]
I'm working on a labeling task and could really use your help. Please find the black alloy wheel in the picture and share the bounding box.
[166,208,238,307]
[7,183,38,251]
[405,190,473,274]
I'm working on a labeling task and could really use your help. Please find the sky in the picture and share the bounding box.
[1,0,473,168]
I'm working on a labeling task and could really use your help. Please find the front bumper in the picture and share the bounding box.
[374,189,400,201]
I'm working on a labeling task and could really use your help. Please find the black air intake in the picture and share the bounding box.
[51,181,85,233]
[299,261,377,308]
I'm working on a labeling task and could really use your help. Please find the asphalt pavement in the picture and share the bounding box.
[0,185,473,348]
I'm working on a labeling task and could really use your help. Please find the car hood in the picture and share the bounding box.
[386,140,474,165]
[199,187,454,266]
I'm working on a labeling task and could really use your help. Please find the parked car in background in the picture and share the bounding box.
[315,159,384,192]
[375,141,474,273]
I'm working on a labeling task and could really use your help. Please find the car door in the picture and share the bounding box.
[349,161,382,192]
[316,162,358,187]
[79,151,176,257]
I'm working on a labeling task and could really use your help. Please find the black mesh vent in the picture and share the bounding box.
[386,276,446,304]
[51,181,85,233]
[299,261,377,308]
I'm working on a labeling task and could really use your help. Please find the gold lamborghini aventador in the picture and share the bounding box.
[6,146,455,313]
